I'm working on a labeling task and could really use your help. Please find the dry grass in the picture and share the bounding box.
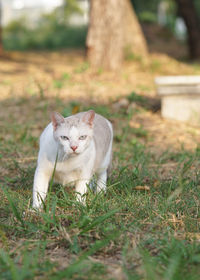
[0,49,199,102]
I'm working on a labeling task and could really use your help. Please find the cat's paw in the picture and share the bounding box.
[75,193,87,205]
[28,206,43,214]
[22,207,42,218]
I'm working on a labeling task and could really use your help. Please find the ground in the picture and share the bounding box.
[0,44,200,279]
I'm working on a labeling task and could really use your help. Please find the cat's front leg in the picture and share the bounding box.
[96,170,107,193]
[75,179,90,203]
[32,167,51,209]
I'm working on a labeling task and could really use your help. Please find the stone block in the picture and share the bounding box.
[155,76,200,124]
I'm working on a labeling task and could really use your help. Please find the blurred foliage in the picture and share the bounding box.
[3,22,87,50]
[132,0,200,17]
[2,0,200,51]
[3,0,87,50]
[132,0,200,32]
[131,0,161,14]
[62,0,83,20]
[132,0,177,27]
[138,11,157,23]
[194,0,200,20]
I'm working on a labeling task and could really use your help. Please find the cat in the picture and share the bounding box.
[32,110,113,208]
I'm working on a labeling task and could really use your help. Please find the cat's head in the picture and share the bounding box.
[51,110,95,156]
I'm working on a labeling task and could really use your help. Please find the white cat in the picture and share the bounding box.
[32,110,113,208]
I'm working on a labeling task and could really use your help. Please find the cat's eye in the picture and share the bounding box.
[60,136,69,140]
[79,135,87,140]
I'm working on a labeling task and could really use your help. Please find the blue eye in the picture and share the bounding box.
[79,135,87,140]
[60,136,69,140]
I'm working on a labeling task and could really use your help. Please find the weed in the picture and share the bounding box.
[127,91,146,104]
[124,46,143,62]
[150,59,162,72]
[74,62,90,73]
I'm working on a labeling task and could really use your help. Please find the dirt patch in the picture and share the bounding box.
[132,110,200,153]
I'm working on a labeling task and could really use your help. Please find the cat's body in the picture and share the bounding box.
[32,110,113,208]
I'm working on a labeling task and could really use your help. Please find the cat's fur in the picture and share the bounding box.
[32,110,113,208]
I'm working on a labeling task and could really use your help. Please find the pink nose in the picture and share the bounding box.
[71,145,78,152]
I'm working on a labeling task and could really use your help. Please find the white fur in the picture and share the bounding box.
[96,120,113,192]
[32,111,113,208]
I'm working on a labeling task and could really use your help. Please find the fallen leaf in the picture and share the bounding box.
[153,180,160,188]
[134,185,150,191]
[72,105,80,114]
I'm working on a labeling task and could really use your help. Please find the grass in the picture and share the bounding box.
[0,93,200,280]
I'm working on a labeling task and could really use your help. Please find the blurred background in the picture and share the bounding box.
[0,0,199,102]
[0,0,200,59]
[1,0,88,51]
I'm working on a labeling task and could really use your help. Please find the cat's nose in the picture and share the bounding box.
[71,145,78,152]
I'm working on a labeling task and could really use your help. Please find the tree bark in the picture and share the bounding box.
[123,0,147,58]
[86,0,148,70]
[175,0,200,59]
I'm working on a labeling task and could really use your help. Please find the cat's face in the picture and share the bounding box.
[51,110,95,156]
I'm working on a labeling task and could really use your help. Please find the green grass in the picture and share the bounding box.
[0,96,200,279]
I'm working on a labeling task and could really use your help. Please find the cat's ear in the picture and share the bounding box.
[51,112,65,130]
[82,110,95,127]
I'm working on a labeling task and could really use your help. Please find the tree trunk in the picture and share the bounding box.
[123,0,147,58]
[86,0,124,70]
[86,0,148,70]
[175,0,200,59]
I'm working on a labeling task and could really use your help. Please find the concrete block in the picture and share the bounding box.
[155,76,200,124]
